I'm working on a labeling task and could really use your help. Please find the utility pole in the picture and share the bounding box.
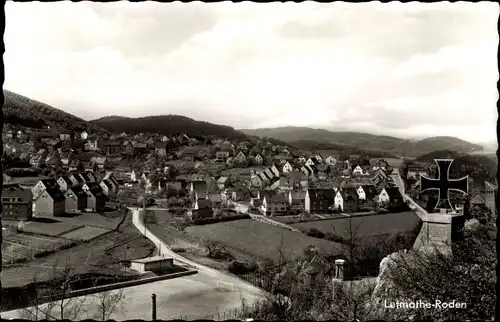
[152,293,157,320]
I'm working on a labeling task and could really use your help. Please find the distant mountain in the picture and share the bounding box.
[414,150,464,162]
[240,127,483,157]
[286,140,399,158]
[91,115,249,140]
[3,90,108,135]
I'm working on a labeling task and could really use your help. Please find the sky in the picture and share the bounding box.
[4,2,499,144]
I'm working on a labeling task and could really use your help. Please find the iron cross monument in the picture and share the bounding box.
[420,159,469,212]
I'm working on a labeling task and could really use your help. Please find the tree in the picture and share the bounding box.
[375,218,495,320]
[203,238,230,259]
[92,289,126,321]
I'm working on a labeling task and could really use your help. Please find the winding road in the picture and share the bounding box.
[390,169,429,219]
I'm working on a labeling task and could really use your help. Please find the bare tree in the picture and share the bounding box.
[202,238,229,259]
[92,289,126,321]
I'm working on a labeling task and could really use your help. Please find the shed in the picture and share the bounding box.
[130,256,174,273]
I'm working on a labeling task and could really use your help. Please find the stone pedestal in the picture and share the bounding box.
[413,212,465,255]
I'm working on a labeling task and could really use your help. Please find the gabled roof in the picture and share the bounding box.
[196,199,212,209]
[339,187,359,201]
[307,188,336,202]
[192,180,208,193]
[43,188,66,202]
[67,185,87,199]
[40,179,59,189]
[290,190,307,200]
[384,187,403,199]
[265,193,288,203]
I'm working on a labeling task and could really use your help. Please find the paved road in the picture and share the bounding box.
[130,207,266,294]
[390,169,428,219]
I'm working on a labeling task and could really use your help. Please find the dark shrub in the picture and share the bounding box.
[306,228,325,239]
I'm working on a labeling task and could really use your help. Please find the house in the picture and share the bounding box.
[57,176,73,192]
[217,177,229,190]
[261,193,288,216]
[155,142,167,156]
[334,188,359,213]
[215,151,230,161]
[305,158,317,167]
[297,156,307,163]
[85,171,97,183]
[102,172,120,194]
[282,162,293,173]
[99,180,115,197]
[375,179,393,193]
[372,159,389,171]
[30,149,48,167]
[34,188,66,217]
[233,151,247,164]
[69,159,83,172]
[91,157,109,169]
[60,151,74,167]
[229,187,246,201]
[64,185,87,212]
[264,168,275,180]
[2,184,33,221]
[130,170,139,182]
[68,172,85,187]
[82,182,106,213]
[470,195,486,207]
[378,187,403,205]
[270,164,280,177]
[133,142,149,154]
[59,133,71,141]
[123,140,134,150]
[313,153,323,163]
[103,141,122,155]
[191,180,208,199]
[32,179,60,200]
[254,154,263,165]
[288,190,306,213]
[407,164,427,179]
[356,185,378,202]
[81,131,88,140]
[484,181,497,215]
[161,135,169,142]
[251,174,265,188]
[325,156,337,165]
[84,140,98,152]
[305,189,336,214]
[192,199,213,220]
[278,176,294,191]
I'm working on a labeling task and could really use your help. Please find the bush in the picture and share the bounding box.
[228,260,257,275]
[306,228,325,239]
[325,232,346,243]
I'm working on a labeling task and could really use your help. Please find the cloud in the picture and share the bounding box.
[4,2,498,143]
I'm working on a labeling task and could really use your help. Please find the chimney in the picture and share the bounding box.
[334,259,346,280]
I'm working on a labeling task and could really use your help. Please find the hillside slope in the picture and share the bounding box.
[414,149,497,182]
[240,126,483,157]
[3,90,108,135]
[91,115,249,140]
[287,140,398,158]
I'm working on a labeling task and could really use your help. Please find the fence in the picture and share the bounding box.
[176,307,247,321]
[239,272,274,292]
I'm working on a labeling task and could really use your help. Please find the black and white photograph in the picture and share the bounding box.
[1,1,498,321]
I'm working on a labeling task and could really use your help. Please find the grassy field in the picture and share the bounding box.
[290,211,421,239]
[184,219,345,262]
[60,225,111,241]
[1,212,155,288]
[20,220,83,237]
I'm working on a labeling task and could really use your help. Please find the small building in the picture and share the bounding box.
[83,182,106,213]
[192,199,213,220]
[64,185,87,212]
[261,193,288,216]
[215,151,230,161]
[304,189,336,213]
[130,256,174,273]
[378,187,403,205]
[155,142,167,156]
[289,190,306,213]
[32,179,60,200]
[216,177,229,190]
[254,154,263,165]
[34,188,66,217]
[334,189,359,213]
[2,184,33,221]
[282,162,294,173]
